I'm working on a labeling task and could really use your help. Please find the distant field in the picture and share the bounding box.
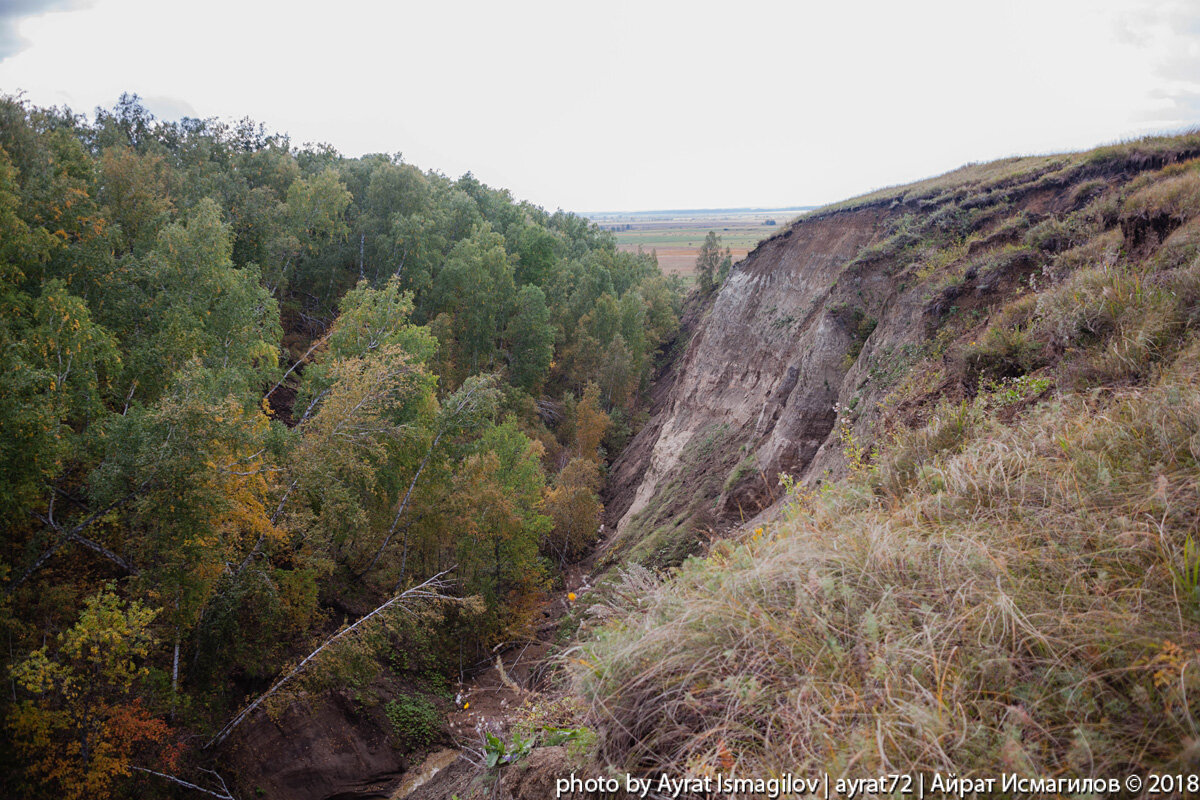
[586,207,813,278]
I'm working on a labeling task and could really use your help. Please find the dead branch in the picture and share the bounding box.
[16,485,149,586]
[132,766,236,799]
[204,566,457,750]
[265,333,330,401]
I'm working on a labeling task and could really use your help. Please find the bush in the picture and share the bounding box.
[958,324,1046,384]
[385,694,440,750]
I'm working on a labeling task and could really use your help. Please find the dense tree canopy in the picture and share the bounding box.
[0,94,682,798]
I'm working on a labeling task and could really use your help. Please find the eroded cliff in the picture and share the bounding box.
[607,139,1200,565]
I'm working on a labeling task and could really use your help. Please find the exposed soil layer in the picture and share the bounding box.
[606,204,889,563]
[605,147,1200,567]
[223,689,406,800]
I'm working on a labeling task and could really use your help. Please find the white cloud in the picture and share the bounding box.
[1,0,1197,210]
[0,0,94,59]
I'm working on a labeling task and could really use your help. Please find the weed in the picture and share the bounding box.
[835,414,875,476]
[483,730,534,768]
[1168,535,1200,616]
[980,374,1052,407]
[385,694,440,750]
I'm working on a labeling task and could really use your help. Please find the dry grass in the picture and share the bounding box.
[1123,168,1200,222]
[809,155,1070,218]
[808,131,1200,222]
[565,142,1200,784]
[570,338,1200,781]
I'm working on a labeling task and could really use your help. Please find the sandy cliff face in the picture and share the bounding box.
[607,205,895,561]
[607,144,1200,564]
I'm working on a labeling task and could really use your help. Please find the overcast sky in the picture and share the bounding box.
[1,0,1198,212]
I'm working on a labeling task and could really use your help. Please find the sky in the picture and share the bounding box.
[1,0,1199,212]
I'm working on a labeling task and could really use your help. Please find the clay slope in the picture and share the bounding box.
[608,136,1200,565]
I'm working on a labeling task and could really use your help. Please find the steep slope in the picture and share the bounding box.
[571,132,1200,785]
[608,134,1200,566]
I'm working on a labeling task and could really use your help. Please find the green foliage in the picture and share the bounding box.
[979,374,1051,406]
[482,721,593,771]
[484,730,534,768]
[0,92,681,798]
[1170,535,1200,615]
[695,230,732,292]
[506,285,555,393]
[451,418,552,634]
[384,694,440,750]
[433,228,516,379]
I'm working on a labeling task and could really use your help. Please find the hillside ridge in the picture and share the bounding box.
[606,131,1200,567]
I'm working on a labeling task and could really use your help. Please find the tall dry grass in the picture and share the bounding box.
[570,341,1200,780]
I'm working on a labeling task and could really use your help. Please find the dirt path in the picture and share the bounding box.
[453,560,587,729]
[393,561,595,799]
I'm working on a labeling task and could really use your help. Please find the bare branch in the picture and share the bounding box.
[16,483,149,584]
[265,333,329,401]
[5,540,66,595]
[131,766,236,799]
[204,567,457,750]
[33,512,139,575]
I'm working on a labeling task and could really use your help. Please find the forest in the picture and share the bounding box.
[0,93,683,798]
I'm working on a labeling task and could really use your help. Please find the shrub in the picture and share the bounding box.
[958,324,1045,383]
[385,694,440,750]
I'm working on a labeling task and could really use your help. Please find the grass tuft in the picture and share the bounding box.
[571,341,1200,780]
